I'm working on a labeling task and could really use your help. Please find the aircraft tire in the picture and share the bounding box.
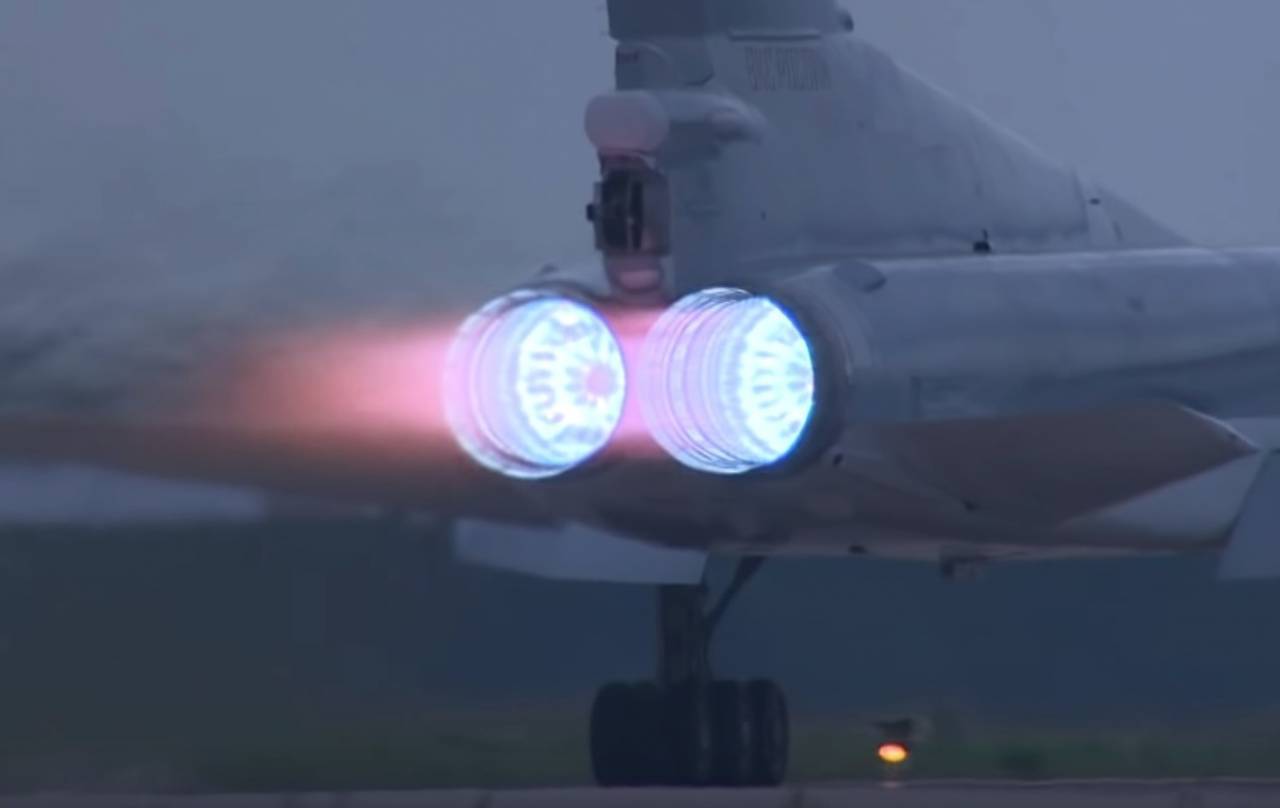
[665,681,714,786]
[746,678,789,786]
[627,682,668,784]
[709,680,752,786]
[590,682,665,786]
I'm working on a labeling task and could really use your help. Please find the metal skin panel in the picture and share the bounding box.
[771,249,1280,426]
[599,4,1185,299]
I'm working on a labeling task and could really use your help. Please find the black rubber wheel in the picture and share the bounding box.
[590,682,665,786]
[665,682,713,786]
[590,682,633,787]
[627,682,667,784]
[709,680,752,786]
[746,679,789,786]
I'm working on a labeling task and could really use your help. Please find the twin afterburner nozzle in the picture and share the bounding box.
[443,287,818,479]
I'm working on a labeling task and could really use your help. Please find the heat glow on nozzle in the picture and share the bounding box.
[444,290,628,480]
[641,288,816,475]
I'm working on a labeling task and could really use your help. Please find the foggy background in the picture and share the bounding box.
[3,0,1280,788]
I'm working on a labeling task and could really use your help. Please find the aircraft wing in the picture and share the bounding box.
[0,417,553,527]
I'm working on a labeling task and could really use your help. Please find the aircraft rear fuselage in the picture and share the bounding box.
[548,1,1277,563]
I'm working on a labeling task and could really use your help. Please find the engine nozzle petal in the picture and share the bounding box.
[642,287,816,475]
[445,290,627,479]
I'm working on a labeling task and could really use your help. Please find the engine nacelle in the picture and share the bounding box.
[638,247,1280,475]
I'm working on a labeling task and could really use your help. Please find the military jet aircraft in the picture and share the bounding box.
[5,0,1280,789]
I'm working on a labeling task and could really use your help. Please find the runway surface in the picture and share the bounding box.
[10,781,1280,807]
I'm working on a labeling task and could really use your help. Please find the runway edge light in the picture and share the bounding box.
[877,742,911,766]
[874,718,918,779]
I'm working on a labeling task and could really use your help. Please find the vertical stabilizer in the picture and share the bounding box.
[592,1,1184,297]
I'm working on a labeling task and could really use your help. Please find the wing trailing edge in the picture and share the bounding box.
[453,519,707,584]
[1219,454,1280,580]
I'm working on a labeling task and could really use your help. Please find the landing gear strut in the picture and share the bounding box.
[590,558,788,787]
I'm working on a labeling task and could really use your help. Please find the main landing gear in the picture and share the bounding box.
[589,558,789,787]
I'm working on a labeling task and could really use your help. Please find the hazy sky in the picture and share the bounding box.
[2,0,1278,254]
[855,0,1280,246]
[2,0,1279,521]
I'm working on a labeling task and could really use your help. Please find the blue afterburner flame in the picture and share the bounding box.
[642,288,816,475]
[445,290,626,479]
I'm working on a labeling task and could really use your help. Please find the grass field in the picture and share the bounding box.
[6,707,1280,793]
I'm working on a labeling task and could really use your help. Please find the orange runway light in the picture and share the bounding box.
[877,742,910,766]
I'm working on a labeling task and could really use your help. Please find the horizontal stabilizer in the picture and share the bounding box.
[453,520,707,584]
[1219,454,1280,580]
[880,404,1258,524]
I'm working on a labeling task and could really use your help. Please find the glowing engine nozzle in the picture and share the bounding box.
[642,287,817,475]
[444,290,627,479]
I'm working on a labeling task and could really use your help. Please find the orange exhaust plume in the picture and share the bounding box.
[224,321,459,449]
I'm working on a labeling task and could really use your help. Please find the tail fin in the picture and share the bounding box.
[607,0,849,40]
[595,1,1184,294]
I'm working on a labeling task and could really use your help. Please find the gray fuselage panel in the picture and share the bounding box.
[604,7,1184,296]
